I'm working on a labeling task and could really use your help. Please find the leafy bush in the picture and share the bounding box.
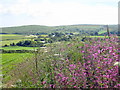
[16,40,43,47]
[10,35,119,88]
[51,35,119,88]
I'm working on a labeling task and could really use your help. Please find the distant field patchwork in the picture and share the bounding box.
[1,34,30,41]
[0,34,33,46]
[0,39,32,46]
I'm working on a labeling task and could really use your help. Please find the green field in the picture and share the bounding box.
[1,46,39,50]
[1,53,33,84]
[0,25,118,88]
[1,25,118,35]
[0,34,33,46]
[40,35,48,37]
[1,34,31,41]
[0,39,31,46]
[0,34,22,36]
[89,36,109,38]
[98,30,107,34]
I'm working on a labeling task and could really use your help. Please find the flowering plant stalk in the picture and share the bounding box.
[48,35,120,88]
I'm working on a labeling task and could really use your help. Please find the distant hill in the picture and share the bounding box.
[1,25,54,35]
[1,24,118,35]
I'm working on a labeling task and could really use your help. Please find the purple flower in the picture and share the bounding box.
[69,64,76,69]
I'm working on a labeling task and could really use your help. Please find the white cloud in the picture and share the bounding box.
[78,0,119,3]
[32,2,118,25]
[0,0,118,26]
[17,0,30,3]
[0,4,8,13]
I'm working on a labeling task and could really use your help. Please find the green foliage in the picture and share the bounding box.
[0,34,32,47]
[1,24,118,88]
[16,40,44,47]
[1,25,53,35]
[10,43,16,46]
[1,39,31,47]
[2,35,119,88]
[1,34,29,41]
[1,46,39,50]
[2,53,33,84]
[47,32,72,42]
[1,25,118,35]
[98,30,107,34]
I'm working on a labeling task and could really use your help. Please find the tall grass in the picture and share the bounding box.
[52,35,119,88]
[2,35,119,88]
[1,53,33,87]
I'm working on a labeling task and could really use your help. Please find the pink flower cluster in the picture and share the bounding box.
[51,35,119,88]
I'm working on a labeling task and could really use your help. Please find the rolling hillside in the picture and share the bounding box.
[1,24,118,35]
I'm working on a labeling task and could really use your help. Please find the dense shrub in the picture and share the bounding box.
[50,35,119,88]
[13,35,119,88]
[16,40,44,47]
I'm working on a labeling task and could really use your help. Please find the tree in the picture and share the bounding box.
[4,44,9,47]
[10,43,16,46]
[48,39,53,43]
[94,32,98,36]
[16,41,23,46]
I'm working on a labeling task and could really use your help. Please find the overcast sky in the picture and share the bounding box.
[0,0,119,27]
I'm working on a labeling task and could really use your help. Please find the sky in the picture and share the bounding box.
[0,0,119,27]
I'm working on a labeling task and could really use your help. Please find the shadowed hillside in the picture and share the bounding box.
[1,24,118,35]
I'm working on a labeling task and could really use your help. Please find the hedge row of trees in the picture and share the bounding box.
[47,32,73,42]
[34,32,74,43]
[3,32,73,47]
[16,40,44,47]
[0,49,36,53]
[3,40,44,47]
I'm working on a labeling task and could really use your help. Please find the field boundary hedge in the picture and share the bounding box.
[0,49,36,53]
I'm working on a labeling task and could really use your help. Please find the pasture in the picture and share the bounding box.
[4,35,118,88]
[0,34,33,46]
[1,46,39,50]
[1,34,29,41]
[98,30,107,34]
[1,32,119,88]
[0,39,31,46]
[89,36,109,38]
[0,34,21,36]
[1,53,33,85]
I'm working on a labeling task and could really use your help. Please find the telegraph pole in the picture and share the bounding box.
[106,25,110,39]
[34,49,38,71]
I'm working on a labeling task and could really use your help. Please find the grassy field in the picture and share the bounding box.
[0,34,22,36]
[1,34,119,88]
[1,34,29,41]
[1,25,118,35]
[1,53,33,84]
[0,39,32,46]
[0,34,33,46]
[1,33,119,88]
[1,46,39,50]
[84,36,109,38]
[98,30,107,34]
[89,36,109,38]
[40,35,48,37]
